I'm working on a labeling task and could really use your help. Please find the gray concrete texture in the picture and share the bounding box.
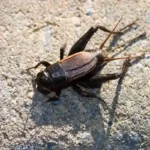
[0,0,150,149]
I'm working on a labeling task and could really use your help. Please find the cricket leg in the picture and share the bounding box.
[60,43,67,60]
[42,90,61,105]
[27,61,51,70]
[72,58,130,111]
[119,19,138,32]
[76,57,131,88]
[76,73,123,88]
[99,19,138,53]
[68,24,122,56]
[69,18,138,56]
[106,32,146,56]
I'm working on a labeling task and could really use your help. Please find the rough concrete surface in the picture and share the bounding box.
[0,0,150,150]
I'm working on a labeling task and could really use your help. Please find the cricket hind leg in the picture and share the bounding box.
[75,57,130,88]
[68,25,122,56]
[100,19,138,54]
[106,32,146,57]
[72,58,130,111]
[69,19,138,56]
[106,19,139,52]
[94,32,145,75]
[119,19,138,32]
[76,73,122,88]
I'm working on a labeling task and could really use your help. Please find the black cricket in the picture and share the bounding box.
[28,18,144,103]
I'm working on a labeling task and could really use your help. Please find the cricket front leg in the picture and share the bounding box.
[42,90,61,105]
[27,61,51,70]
